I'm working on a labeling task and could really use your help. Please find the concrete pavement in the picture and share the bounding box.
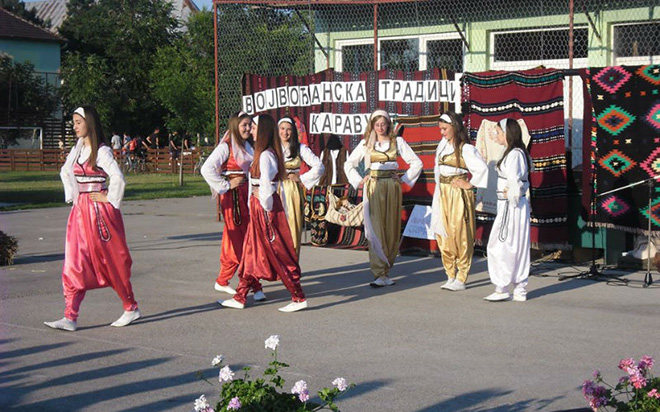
[1,196,658,412]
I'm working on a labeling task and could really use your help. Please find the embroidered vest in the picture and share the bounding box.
[221,141,244,174]
[438,143,467,171]
[284,154,302,171]
[75,150,108,193]
[370,139,398,164]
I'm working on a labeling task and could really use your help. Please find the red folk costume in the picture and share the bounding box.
[201,134,263,292]
[233,149,305,305]
[59,141,137,321]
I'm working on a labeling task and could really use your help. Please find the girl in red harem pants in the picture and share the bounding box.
[201,111,264,301]
[220,114,308,313]
[45,106,140,332]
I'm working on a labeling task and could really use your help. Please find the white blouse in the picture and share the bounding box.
[320,149,340,184]
[249,150,279,212]
[344,136,423,189]
[283,143,324,190]
[497,148,530,205]
[201,141,254,196]
[433,139,488,189]
[60,139,125,209]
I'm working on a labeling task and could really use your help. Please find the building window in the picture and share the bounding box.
[492,27,588,63]
[342,44,374,73]
[426,38,464,72]
[613,21,660,65]
[380,38,419,71]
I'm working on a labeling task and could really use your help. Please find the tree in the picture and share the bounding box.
[59,0,179,135]
[0,0,49,28]
[150,11,215,137]
[0,55,59,147]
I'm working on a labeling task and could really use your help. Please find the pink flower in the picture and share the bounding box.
[648,389,660,399]
[291,380,309,403]
[227,396,242,410]
[219,365,234,382]
[628,372,647,389]
[592,370,601,380]
[619,358,636,373]
[639,356,654,371]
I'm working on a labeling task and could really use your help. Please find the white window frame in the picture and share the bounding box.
[0,126,44,149]
[335,32,464,72]
[489,26,589,71]
[612,21,660,66]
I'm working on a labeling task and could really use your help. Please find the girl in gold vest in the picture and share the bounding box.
[344,110,423,287]
[278,117,324,257]
[431,112,488,291]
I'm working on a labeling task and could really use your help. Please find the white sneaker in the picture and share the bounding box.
[44,317,77,332]
[219,298,245,309]
[446,280,466,291]
[111,309,141,327]
[278,300,308,312]
[513,293,527,302]
[253,291,267,301]
[484,292,511,302]
[370,277,387,288]
[440,278,456,289]
[383,277,396,286]
[214,283,237,295]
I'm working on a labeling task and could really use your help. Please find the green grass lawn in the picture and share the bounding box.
[0,171,210,210]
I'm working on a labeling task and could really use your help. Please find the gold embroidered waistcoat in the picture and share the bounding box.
[369,139,398,164]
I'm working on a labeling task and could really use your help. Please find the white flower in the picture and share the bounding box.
[219,365,234,382]
[211,355,224,366]
[193,394,210,411]
[264,335,280,350]
[332,377,348,391]
[291,379,308,394]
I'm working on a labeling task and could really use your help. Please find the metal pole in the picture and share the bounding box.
[213,1,220,145]
[373,3,378,71]
[568,0,574,148]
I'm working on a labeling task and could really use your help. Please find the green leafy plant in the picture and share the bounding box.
[194,335,354,412]
[582,356,660,411]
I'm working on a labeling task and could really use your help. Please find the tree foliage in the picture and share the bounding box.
[150,11,215,136]
[59,0,179,135]
[0,0,49,28]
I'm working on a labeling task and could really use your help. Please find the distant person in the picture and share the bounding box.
[146,128,160,149]
[484,118,531,302]
[168,132,179,161]
[111,132,122,151]
[44,106,140,332]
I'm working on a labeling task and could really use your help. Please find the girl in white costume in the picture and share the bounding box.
[344,110,422,287]
[431,112,488,291]
[278,117,324,257]
[484,118,531,302]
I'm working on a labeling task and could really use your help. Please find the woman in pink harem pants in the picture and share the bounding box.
[219,114,308,313]
[44,106,140,332]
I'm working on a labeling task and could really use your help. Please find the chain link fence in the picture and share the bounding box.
[214,0,659,166]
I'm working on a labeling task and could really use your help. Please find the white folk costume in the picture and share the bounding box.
[486,147,531,299]
[201,133,263,294]
[57,138,137,322]
[344,135,422,280]
[431,138,488,286]
[281,141,324,257]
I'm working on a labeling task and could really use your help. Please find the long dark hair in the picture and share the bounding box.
[279,117,300,159]
[250,114,286,180]
[78,106,108,170]
[496,119,531,174]
[438,110,469,167]
[228,111,253,148]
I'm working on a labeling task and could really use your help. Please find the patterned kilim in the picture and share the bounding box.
[463,69,569,249]
[587,65,660,234]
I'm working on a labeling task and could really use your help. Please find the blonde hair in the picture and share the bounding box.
[364,112,393,168]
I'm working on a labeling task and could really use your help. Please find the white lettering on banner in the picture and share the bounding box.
[309,113,370,135]
[379,79,458,103]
